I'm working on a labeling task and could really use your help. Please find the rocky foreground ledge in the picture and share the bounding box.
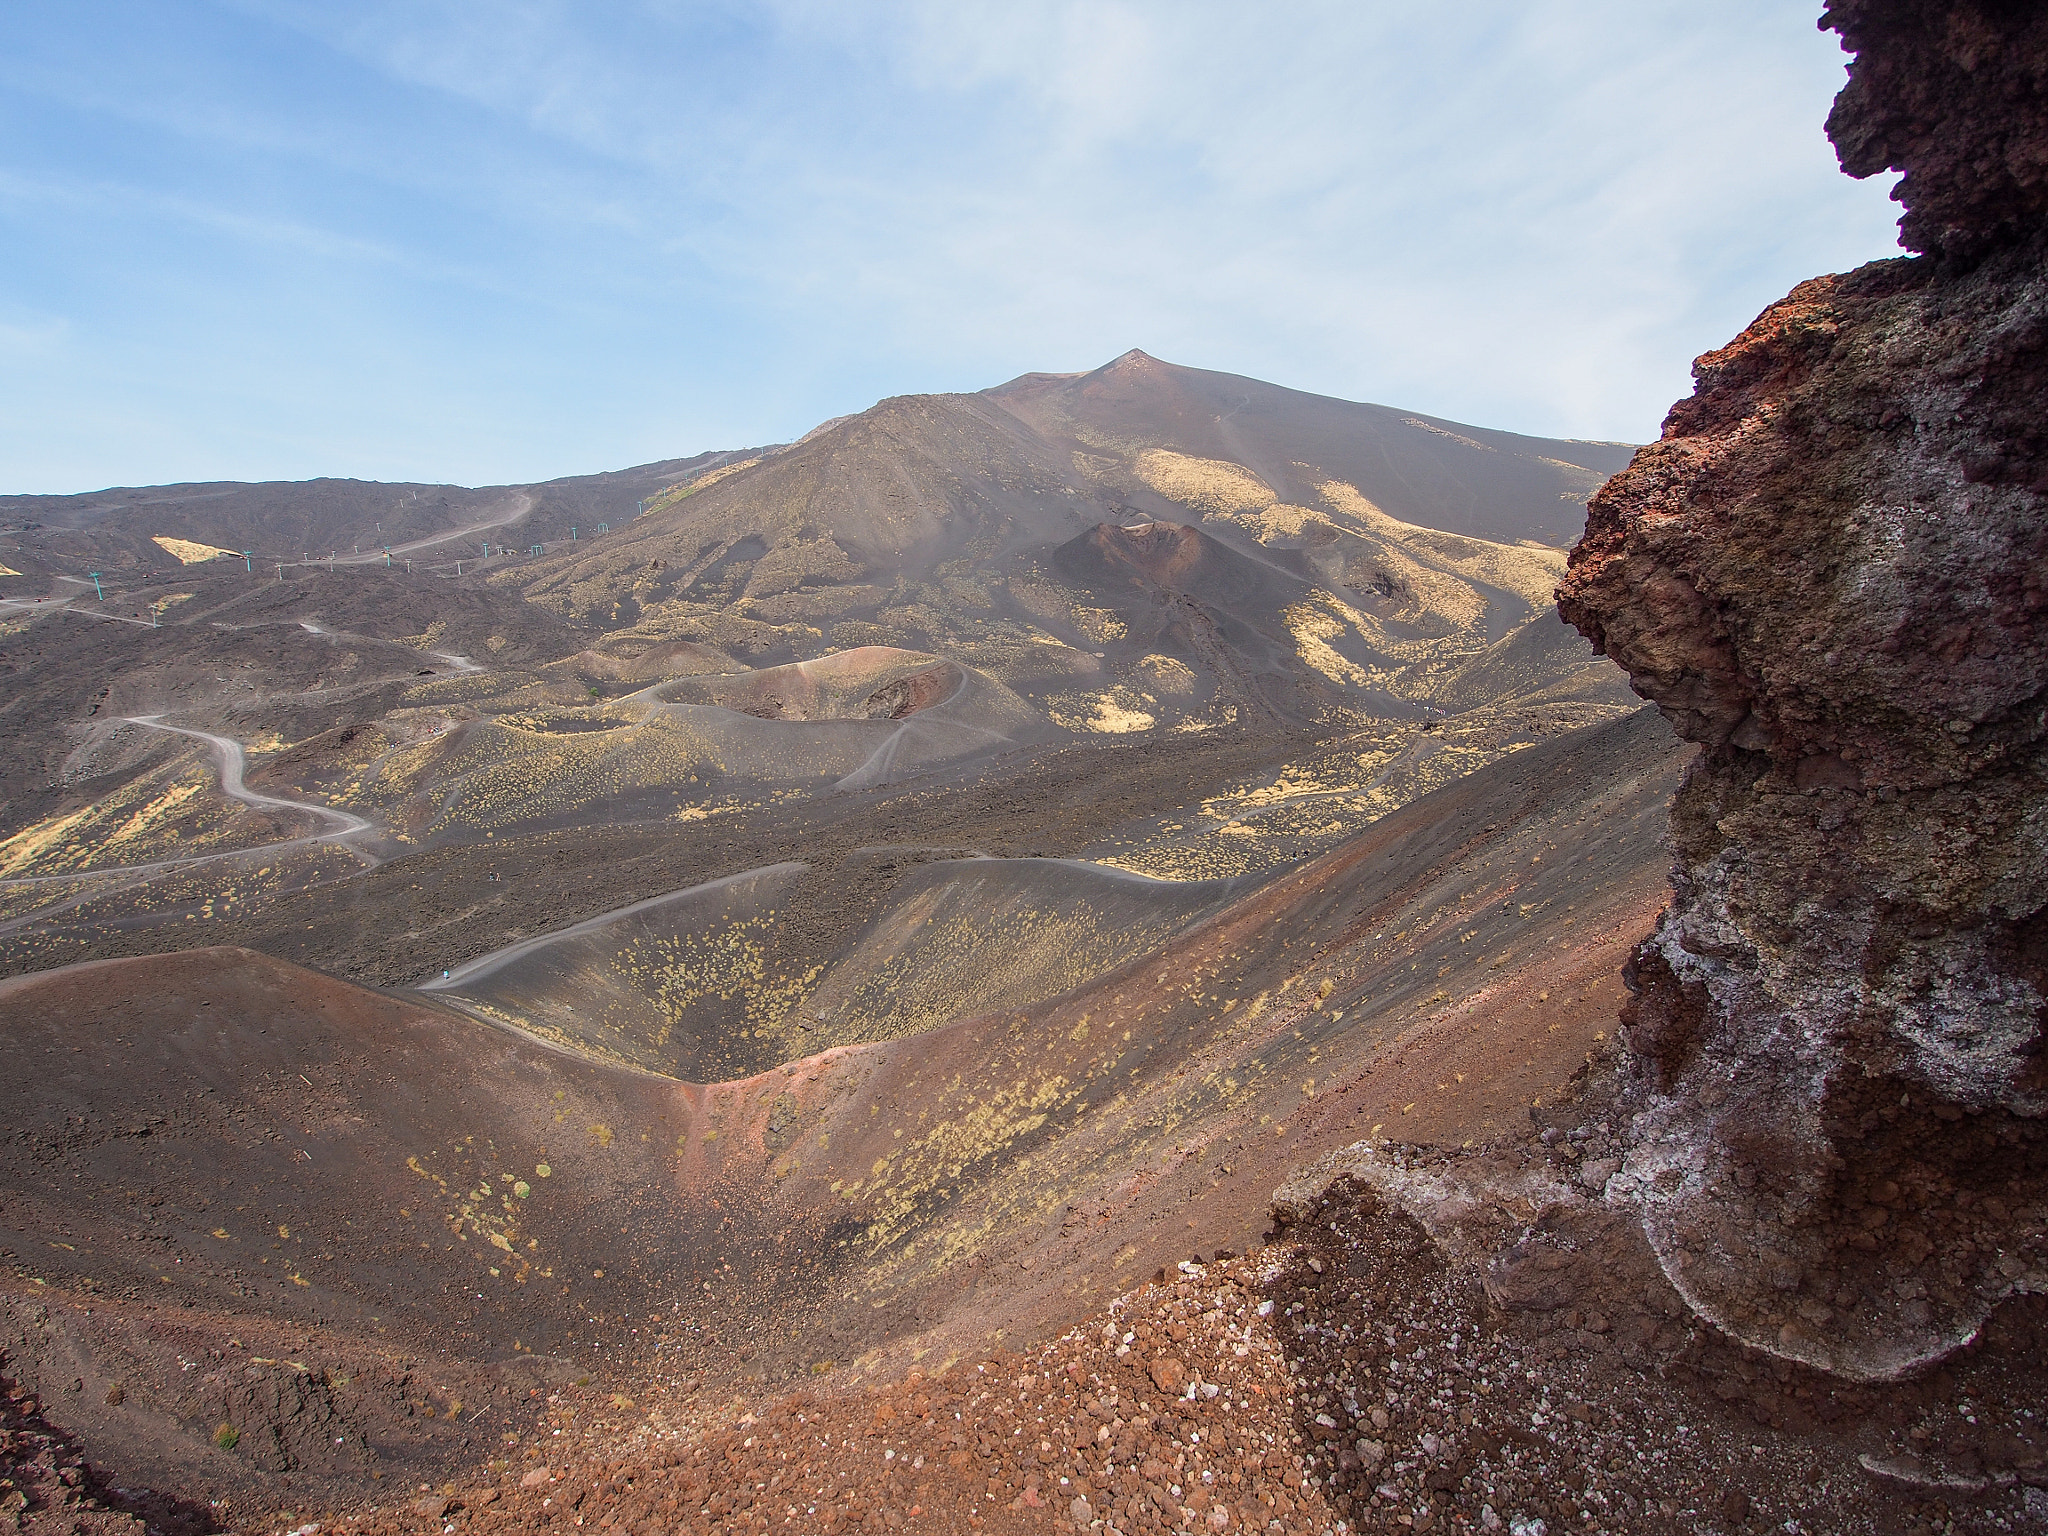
[17,1078,2040,1536]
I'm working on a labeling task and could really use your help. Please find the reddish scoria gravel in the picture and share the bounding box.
[246,1180,2048,1536]
[2,1365,213,1536]
[263,1256,1339,1536]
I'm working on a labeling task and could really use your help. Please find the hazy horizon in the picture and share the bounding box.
[3,2,1902,495]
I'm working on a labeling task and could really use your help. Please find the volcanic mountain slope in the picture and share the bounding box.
[0,448,774,588]
[0,353,1639,993]
[0,572,596,883]
[0,594,1626,993]
[0,707,1687,1517]
[991,348,1632,546]
[299,645,1058,846]
[2,354,1631,811]
[505,351,1634,736]
[0,947,713,1504]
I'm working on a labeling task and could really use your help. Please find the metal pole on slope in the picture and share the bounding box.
[88,572,103,599]
[242,551,253,572]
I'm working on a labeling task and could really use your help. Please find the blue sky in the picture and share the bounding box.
[2,2,1902,493]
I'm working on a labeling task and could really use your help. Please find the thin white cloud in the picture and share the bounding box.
[2,0,1901,490]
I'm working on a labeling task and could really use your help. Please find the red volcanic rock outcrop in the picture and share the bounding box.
[1557,0,2048,1379]
[1824,0,2048,258]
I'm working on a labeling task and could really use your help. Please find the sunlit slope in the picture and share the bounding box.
[505,356,1629,733]
[0,599,505,847]
[191,567,588,667]
[988,348,1632,547]
[0,735,314,879]
[1043,504,1624,728]
[797,856,1249,1052]
[509,392,1090,640]
[735,706,1689,1369]
[0,446,766,583]
[1424,609,1638,713]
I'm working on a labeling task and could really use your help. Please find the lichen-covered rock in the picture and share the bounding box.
[1557,0,2048,1380]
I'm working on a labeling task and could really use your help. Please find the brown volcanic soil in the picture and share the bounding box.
[0,720,1317,986]
[0,947,725,1507]
[0,449,767,585]
[187,570,589,669]
[19,704,2030,1532]
[0,570,583,848]
[2,355,1632,970]
[188,1236,2037,1536]
[503,353,1618,735]
[19,1123,2042,1535]
[0,710,1692,1524]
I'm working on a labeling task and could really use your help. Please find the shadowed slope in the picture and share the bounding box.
[424,854,1253,1079]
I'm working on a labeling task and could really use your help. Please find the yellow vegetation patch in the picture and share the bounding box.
[405,1152,548,1286]
[1068,606,1127,645]
[613,915,822,1052]
[1285,599,1373,688]
[806,881,1212,1050]
[1226,502,1324,543]
[1134,451,1276,516]
[151,536,239,564]
[1136,655,1197,696]
[1047,687,1155,734]
[1316,480,1564,614]
[0,764,248,877]
[859,1073,1078,1252]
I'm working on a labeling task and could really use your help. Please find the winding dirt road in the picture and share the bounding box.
[123,717,374,839]
[323,492,535,565]
[297,618,482,674]
[0,720,378,935]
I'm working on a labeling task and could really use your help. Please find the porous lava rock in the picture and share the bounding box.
[1823,0,2048,259]
[1556,0,2048,1380]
